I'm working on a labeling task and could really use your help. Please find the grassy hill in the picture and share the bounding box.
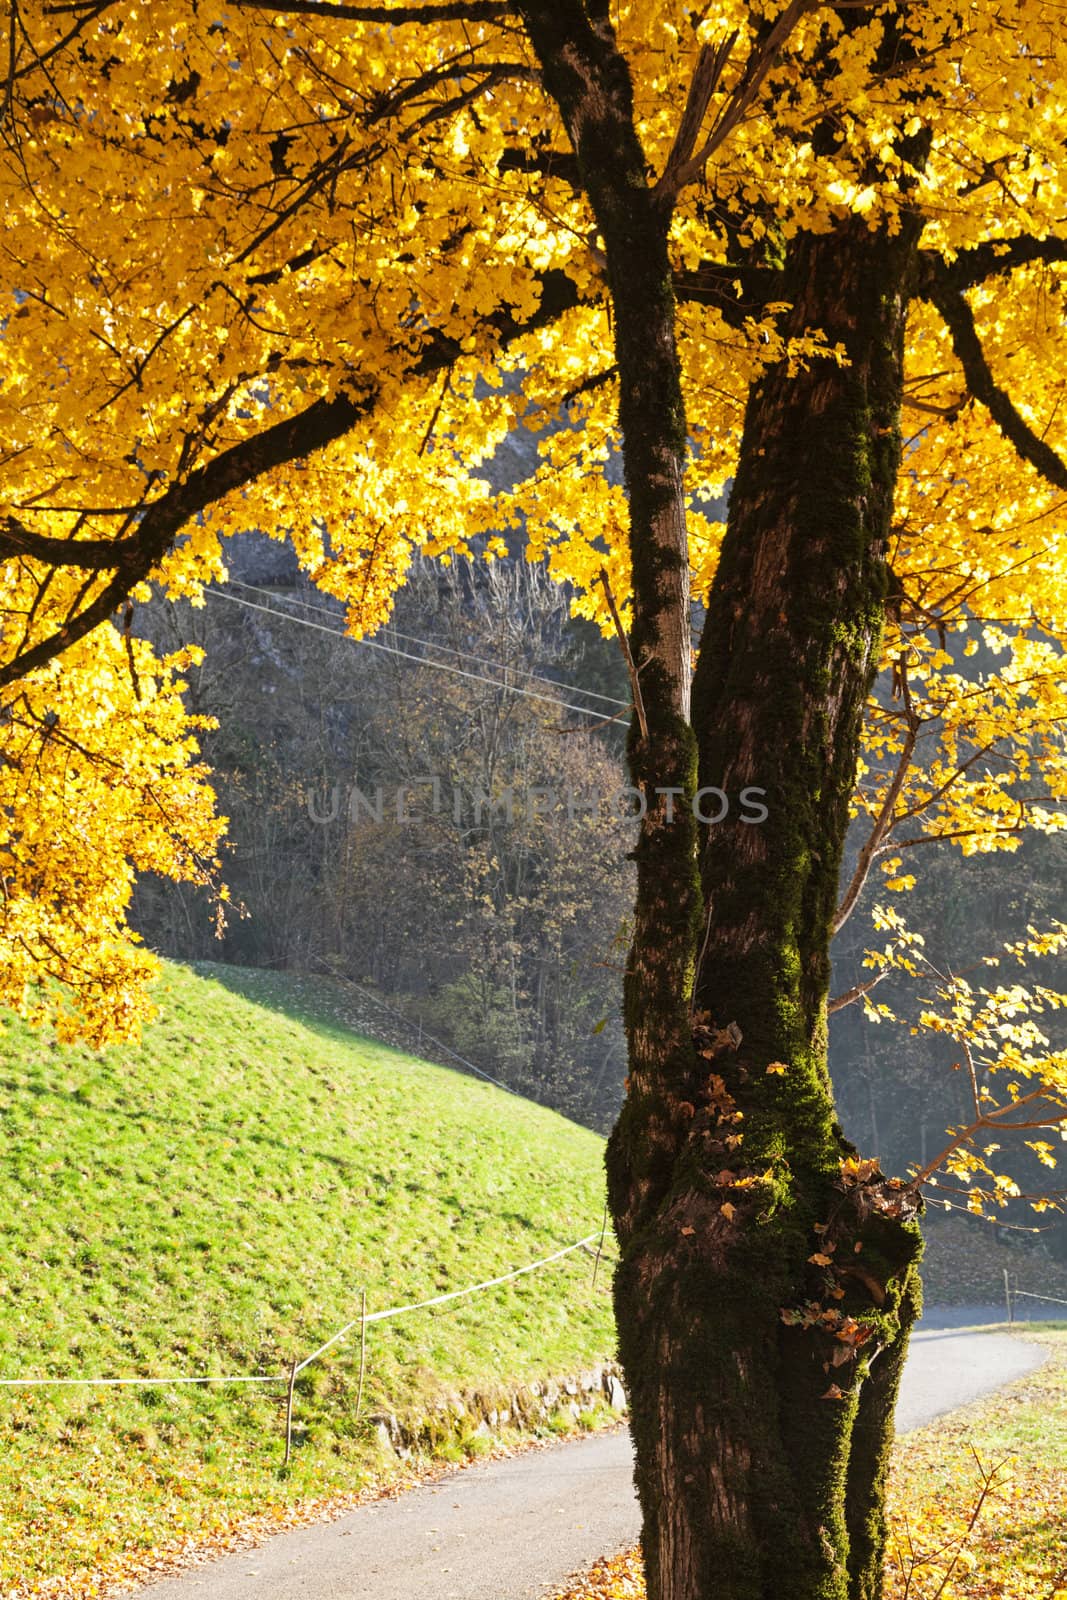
[0,962,615,1593]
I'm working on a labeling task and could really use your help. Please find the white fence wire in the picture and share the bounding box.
[1002,1270,1067,1322]
[0,1229,601,1392]
[1012,1288,1067,1309]
[294,1233,599,1376]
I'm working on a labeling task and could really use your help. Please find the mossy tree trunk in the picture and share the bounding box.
[607,216,925,1600]
[519,6,924,1598]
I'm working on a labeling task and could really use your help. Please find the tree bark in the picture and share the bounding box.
[607,214,925,1600]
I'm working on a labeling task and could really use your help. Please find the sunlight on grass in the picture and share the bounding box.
[0,962,615,1593]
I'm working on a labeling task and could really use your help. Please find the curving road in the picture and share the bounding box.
[134,1311,1044,1600]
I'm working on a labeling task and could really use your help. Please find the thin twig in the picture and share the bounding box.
[591,1203,608,1291]
[597,568,648,742]
[3,0,18,127]
[961,1032,982,1122]
[283,1357,299,1467]
[355,1288,368,1418]
[834,659,921,933]
[928,1452,1006,1599]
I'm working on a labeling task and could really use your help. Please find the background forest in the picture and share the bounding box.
[134,533,634,1124]
[132,523,1067,1277]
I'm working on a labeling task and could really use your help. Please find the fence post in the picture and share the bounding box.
[591,1204,609,1292]
[1003,1268,1014,1326]
[283,1357,299,1467]
[355,1289,368,1419]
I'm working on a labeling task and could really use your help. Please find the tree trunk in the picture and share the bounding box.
[607,216,925,1600]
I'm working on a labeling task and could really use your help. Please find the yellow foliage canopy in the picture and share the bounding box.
[2,1,1067,1052]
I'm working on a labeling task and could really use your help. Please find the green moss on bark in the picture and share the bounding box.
[609,208,925,1600]
[845,1259,923,1600]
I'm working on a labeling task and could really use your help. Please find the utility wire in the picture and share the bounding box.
[226,578,629,709]
[204,587,628,724]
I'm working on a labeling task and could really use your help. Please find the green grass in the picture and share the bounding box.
[0,962,614,1592]
[883,1327,1067,1599]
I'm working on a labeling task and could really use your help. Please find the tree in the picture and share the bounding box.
[5,4,1067,1597]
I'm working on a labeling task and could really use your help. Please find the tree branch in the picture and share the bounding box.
[228,0,512,22]
[0,516,141,570]
[834,702,920,935]
[16,1,116,83]
[0,268,584,685]
[827,971,888,1015]
[497,145,581,186]
[925,267,1067,492]
[653,0,811,203]
[919,235,1067,296]
[598,567,648,742]
[673,258,781,327]
[0,389,367,688]
[654,33,737,204]
[3,0,18,128]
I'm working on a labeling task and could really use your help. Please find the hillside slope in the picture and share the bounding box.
[0,963,615,1592]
